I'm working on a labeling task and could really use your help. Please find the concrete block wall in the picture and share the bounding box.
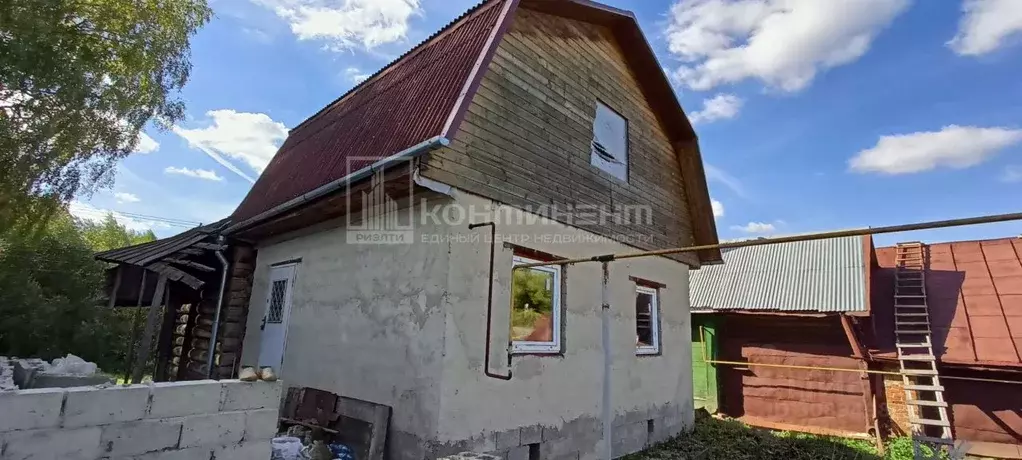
[0,379,280,460]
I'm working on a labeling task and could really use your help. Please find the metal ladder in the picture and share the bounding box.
[894,242,954,459]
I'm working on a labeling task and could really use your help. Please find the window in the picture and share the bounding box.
[591,102,628,181]
[635,285,660,355]
[511,255,562,353]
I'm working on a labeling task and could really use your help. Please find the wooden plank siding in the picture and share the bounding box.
[421,8,698,265]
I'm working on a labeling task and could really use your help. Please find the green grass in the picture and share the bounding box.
[624,414,946,460]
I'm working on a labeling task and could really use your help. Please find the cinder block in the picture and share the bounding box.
[63,384,150,428]
[0,427,101,460]
[179,411,245,448]
[219,380,281,411]
[539,436,579,459]
[121,446,214,460]
[212,441,271,460]
[243,408,279,441]
[149,380,222,418]
[0,388,64,431]
[507,445,530,460]
[100,419,183,456]
[612,407,649,428]
[520,425,542,445]
[494,427,522,450]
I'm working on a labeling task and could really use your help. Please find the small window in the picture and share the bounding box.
[511,255,562,354]
[591,102,628,181]
[635,285,660,355]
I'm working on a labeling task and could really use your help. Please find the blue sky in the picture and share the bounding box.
[72,0,1022,247]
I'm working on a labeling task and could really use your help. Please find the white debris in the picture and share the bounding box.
[46,354,97,376]
[271,437,307,460]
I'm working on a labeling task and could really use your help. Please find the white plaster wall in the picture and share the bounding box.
[241,206,452,457]
[437,191,695,451]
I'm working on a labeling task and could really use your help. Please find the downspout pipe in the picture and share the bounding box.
[469,221,512,380]
[224,136,451,236]
[207,235,230,379]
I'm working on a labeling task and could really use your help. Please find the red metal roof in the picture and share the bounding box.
[231,0,507,222]
[874,238,1022,368]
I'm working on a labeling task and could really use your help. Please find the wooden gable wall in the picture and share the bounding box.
[420,7,697,265]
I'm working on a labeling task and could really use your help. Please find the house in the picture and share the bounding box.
[689,235,1022,458]
[689,235,878,438]
[870,238,1022,459]
[214,0,720,459]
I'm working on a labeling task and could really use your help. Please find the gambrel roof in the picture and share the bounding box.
[228,0,721,263]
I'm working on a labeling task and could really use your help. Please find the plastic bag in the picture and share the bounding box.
[272,436,307,460]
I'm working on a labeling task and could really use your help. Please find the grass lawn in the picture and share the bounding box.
[624,414,945,460]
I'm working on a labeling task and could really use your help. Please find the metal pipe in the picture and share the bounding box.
[514,211,1022,269]
[224,136,450,235]
[600,261,612,460]
[469,222,512,380]
[207,235,230,379]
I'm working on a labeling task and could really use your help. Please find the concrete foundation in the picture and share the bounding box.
[242,189,696,460]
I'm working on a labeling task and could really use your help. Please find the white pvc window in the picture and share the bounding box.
[591,101,628,182]
[635,285,660,355]
[510,255,562,354]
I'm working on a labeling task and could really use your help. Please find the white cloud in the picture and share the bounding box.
[849,125,1022,174]
[114,192,140,203]
[135,132,159,153]
[1002,165,1022,183]
[344,67,371,84]
[173,109,288,183]
[690,93,743,124]
[164,166,225,182]
[68,201,169,232]
[711,198,725,218]
[730,221,776,233]
[948,0,1022,56]
[666,0,910,92]
[704,163,747,198]
[253,0,421,51]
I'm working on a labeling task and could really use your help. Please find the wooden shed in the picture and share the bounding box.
[690,235,879,438]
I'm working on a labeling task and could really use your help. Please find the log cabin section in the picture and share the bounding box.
[420,7,702,266]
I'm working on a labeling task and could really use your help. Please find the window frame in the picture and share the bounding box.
[590,100,629,182]
[510,255,563,354]
[634,284,661,355]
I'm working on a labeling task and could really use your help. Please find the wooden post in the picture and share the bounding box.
[841,314,885,455]
[106,266,122,309]
[132,275,168,383]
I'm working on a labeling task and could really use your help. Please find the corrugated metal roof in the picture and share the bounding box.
[690,235,868,312]
[874,238,1022,368]
[230,0,505,222]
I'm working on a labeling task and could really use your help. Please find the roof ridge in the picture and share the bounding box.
[288,0,499,135]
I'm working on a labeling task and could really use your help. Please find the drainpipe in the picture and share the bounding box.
[224,136,450,235]
[207,235,230,379]
[469,222,512,380]
[600,258,614,460]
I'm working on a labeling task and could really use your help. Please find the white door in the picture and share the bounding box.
[258,264,297,371]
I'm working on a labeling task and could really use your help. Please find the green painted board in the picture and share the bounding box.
[691,316,718,413]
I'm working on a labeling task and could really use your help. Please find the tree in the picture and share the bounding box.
[0,0,212,232]
[79,213,156,252]
[0,208,151,374]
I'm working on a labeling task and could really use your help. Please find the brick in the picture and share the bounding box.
[100,419,183,457]
[149,380,223,418]
[520,425,542,445]
[212,441,271,460]
[179,411,245,448]
[219,380,281,411]
[494,427,521,450]
[1,427,101,460]
[63,384,149,428]
[0,388,64,431]
[243,408,279,441]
